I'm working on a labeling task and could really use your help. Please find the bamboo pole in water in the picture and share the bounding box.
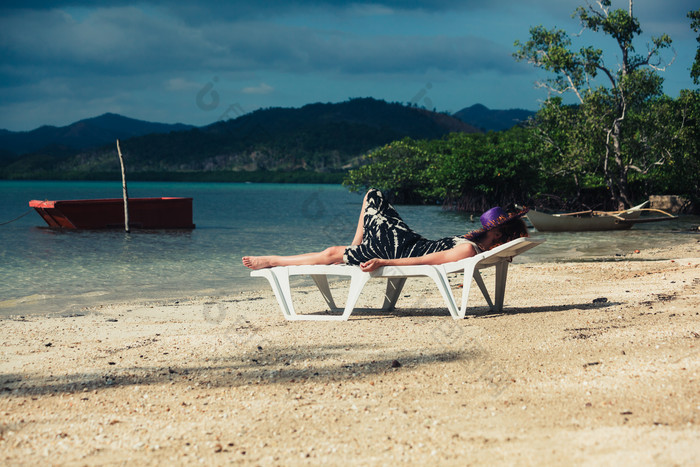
[116,139,130,233]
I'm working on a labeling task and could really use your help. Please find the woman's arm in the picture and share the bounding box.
[359,243,477,272]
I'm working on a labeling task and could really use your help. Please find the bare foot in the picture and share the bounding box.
[242,256,273,269]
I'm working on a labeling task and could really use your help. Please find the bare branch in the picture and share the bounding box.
[566,75,585,103]
[596,63,618,88]
[646,46,677,72]
[593,1,609,18]
[628,156,665,174]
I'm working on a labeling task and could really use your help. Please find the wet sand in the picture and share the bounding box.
[1,238,699,465]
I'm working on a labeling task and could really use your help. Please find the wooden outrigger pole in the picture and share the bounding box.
[116,139,130,233]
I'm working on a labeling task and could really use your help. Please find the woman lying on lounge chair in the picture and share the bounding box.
[242,188,529,272]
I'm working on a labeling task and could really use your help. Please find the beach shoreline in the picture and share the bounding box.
[1,238,699,465]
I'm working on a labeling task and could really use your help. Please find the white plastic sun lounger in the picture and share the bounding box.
[250,237,545,321]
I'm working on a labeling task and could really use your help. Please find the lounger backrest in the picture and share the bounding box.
[442,237,544,273]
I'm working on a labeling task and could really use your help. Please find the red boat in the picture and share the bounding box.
[29,197,195,229]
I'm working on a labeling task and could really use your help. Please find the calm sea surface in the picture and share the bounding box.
[1,180,698,317]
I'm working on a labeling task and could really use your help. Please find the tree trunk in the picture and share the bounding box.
[611,128,632,209]
[604,116,633,210]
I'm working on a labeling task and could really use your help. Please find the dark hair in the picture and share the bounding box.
[471,217,529,251]
[498,218,529,243]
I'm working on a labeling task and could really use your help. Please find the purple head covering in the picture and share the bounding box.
[463,206,529,241]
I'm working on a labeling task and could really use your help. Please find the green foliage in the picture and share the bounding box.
[428,129,540,210]
[514,0,677,208]
[690,9,700,85]
[639,90,700,202]
[343,86,700,211]
[342,139,434,204]
[513,26,590,93]
[526,90,700,209]
[343,129,540,210]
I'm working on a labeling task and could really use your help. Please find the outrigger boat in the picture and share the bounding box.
[526,201,677,232]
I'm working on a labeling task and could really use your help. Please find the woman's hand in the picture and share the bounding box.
[359,258,386,272]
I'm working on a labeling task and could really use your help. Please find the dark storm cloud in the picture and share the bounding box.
[0,6,518,78]
[5,0,695,17]
[2,1,694,78]
[3,0,696,24]
[1,0,695,129]
[0,0,473,12]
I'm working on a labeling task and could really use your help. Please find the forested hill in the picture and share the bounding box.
[0,98,480,179]
[452,104,535,132]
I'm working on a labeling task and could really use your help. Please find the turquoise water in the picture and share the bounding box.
[1,181,698,317]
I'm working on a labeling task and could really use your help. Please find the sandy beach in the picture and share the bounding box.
[1,237,699,465]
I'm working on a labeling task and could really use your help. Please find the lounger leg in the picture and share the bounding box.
[286,270,370,321]
[311,274,340,311]
[472,270,494,309]
[257,268,297,320]
[494,262,509,312]
[429,266,460,319]
[382,277,407,310]
[458,264,477,318]
[339,272,371,320]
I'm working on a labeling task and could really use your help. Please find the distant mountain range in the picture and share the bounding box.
[0,99,535,180]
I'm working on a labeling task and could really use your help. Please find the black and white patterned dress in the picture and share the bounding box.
[343,189,479,266]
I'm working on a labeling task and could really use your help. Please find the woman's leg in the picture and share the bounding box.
[350,190,371,246]
[244,190,374,270]
[242,245,346,270]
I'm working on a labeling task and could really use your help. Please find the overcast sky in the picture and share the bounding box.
[1,0,697,131]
